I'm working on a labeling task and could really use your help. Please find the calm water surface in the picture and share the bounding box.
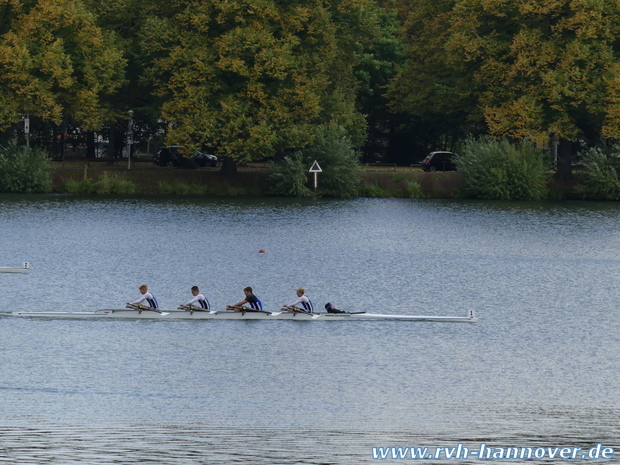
[0,196,618,464]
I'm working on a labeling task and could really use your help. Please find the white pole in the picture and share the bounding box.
[24,114,30,151]
[127,110,134,170]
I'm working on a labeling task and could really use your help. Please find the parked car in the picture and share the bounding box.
[193,151,219,168]
[420,151,456,172]
[153,146,218,168]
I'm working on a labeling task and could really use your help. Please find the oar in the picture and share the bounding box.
[126,303,170,316]
[133,304,170,316]
[178,304,198,311]
[178,304,211,314]
[279,306,320,319]
[226,305,272,315]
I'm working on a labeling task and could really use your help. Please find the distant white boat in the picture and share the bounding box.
[0,262,30,273]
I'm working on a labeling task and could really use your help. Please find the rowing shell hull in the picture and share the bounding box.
[10,309,478,322]
[0,262,30,273]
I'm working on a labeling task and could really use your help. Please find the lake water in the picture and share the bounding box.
[0,195,618,464]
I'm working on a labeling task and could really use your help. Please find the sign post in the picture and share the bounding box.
[24,114,30,151]
[126,110,134,170]
[309,160,322,196]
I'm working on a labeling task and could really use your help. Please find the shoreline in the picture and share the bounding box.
[50,158,579,199]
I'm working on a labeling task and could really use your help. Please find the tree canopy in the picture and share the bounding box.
[391,0,620,146]
[0,0,126,130]
[138,0,380,162]
[2,0,620,167]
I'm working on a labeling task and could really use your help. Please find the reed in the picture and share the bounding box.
[62,171,136,194]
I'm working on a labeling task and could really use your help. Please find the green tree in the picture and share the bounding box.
[455,0,620,178]
[84,0,166,147]
[0,0,126,131]
[390,0,620,179]
[387,0,482,159]
[354,2,408,163]
[140,0,380,164]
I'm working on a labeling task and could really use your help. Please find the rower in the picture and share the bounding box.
[228,286,263,312]
[179,285,210,311]
[282,288,314,313]
[126,284,159,310]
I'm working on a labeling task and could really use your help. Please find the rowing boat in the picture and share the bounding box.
[0,262,30,273]
[9,309,478,322]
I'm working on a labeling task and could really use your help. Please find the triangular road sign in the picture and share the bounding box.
[309,160,322,172]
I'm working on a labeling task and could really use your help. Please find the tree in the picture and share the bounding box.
[390,0,620,179]
[387,0,483,160]
[0,0,126,131]
[84,0,167,151]
[140,0,381,164]
[353,2,408,163]
[268,123,359,197]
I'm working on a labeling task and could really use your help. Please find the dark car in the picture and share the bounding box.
[420,151,456,172]
[153,146,218,168]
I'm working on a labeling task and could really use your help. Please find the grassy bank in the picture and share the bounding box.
[50,158,579,199]
[52,159,270,196]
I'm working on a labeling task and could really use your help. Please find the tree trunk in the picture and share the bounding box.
[107,130,116,158]
[555,138,573,182]
[86,131,95,158]
[220,157,238,176]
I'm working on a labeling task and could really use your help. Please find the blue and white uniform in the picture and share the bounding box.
[288,295,314,313]
[245,294,263,311]
[131,292,159,309]
[184,293,210,310]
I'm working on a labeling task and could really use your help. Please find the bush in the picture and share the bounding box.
[404,180,425,199]
[269,124,360,197]
[63,178,95,194]
[63,171,137,194]
[455,136,549,200]
[268,152,314,197]
[305,124,360,197]
[356,182,392,198]
[93,172,137,194]
[577,145,620,200]
[355,178,425,198]
[157,181,206,195]
[0,141,52,193]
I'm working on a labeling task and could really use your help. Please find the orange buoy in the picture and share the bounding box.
[258,249,266,253]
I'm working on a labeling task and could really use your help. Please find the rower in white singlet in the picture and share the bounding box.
[180,286,210,311]
[283,288,314,313]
